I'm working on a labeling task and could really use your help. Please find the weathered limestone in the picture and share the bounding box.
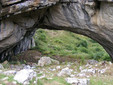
[0,0,113,61]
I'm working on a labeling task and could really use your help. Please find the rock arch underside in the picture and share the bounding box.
[0,0,113,62]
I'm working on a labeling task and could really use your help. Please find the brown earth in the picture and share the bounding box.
[11,50,78,63]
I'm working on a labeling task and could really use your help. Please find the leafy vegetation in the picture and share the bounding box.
[33,29,111,61]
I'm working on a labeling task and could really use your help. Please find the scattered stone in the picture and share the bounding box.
[3,70,16,75]
[0,70,2,73]
[87,60,98,65]
[47,78,53,80]
[57,67,73,76]
[38,57,59,67]
[99,61,107,66]
[23,65,31,69]
[81,68,96,74]
[51,59,60,65]
[70,74,75,77]
[98,68,107,74]
[12,81,17,84]
[108,61,112,65]
[2,61,8,65]
[79,66,83,71]
[56,66,61,69]
[37,74,46,79]
[66,78,90,85]
[0,64,4,69]
[49,68,56,71]
[14,69,36,84]
[77,73,86,77]
[2,77,8,81]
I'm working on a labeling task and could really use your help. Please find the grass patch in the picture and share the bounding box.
[36,77,71,85]
[33,29,111,61]
[90,76,113,85]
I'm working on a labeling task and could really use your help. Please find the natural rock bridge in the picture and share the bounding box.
[0,0,113,62]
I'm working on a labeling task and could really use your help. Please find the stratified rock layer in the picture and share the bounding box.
[0,0,113,61]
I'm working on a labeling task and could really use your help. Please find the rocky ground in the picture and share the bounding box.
[0,57,113,85]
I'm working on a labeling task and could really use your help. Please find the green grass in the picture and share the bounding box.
[33,29,111,61]
[90,76,113,85]
[36,77,71,85]
[0,74,14,84]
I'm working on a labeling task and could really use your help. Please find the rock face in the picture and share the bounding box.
[0,0,113,61]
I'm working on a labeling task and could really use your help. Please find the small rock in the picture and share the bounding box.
[70,74,75,77]
[81,69,96,74]
[51,59,59,65]
[108,61,112,65]
[66,78,90,85]
[37,74,45,79]
[98,68,107,74]
[49,68,56,71]
[2,61,8,65]
[23,65,31,69]
[2,77,8,81]
[3,70,16,75]
[87,60,98,65]
[14,69,36,84]
[56,66,61,69]
[0,70,3,73]
[0,64,4,69]
[47,78,53,80]
[12,81,17,84]
[79,66,83,71]
[77,73,86,77]
[57,67,73,76]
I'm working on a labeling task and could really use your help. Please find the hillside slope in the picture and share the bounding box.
[33,29,110,61]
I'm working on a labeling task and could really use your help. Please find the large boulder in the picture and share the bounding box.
[0,0,113,61]
[38,57,59,67]
[14,69,36,84]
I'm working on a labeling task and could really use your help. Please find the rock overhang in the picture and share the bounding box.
[0,0,101,20]
[0,0,60,20]
[0,0,113,62]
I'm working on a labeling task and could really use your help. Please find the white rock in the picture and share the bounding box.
[81,69,96,74]
[67,64,71,67]
[47,78,53,80]
[0,70,3,73]
[57,67,73,76]
[38,57,59,67]
[38,57,51,67]
[14,69,36,84]
[0,64,4,69]
[12,81,17,84]
[24,65,31,69]
[51,59,60,65]
[87,60,98,65]
[79,66,83,71]
[56,66,61,69]
[108,61,112,65]
[66,78,90,85]
[98,68,107,74]
[3,70,16,75]
[49,68,56,71]
[2,77,8,81]
[37,74,45,79]
[70,74,75,77]
[77,73,86,77]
